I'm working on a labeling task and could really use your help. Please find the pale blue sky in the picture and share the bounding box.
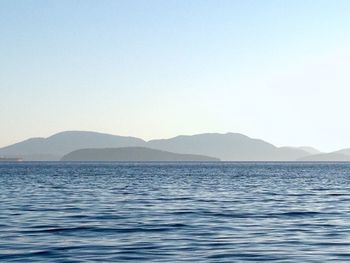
[1,0,350,151]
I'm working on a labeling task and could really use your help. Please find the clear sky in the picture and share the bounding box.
[1,0,350,151]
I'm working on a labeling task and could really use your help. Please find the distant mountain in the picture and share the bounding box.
[148,133,310,161]
[0,130,328,161]
[298,146,322,155]
[0,131,146,161]
[277,146,322,159]
[276,146,312,161]
[61,147,220,162]
[334,148,350,157]
[297,152,350,162]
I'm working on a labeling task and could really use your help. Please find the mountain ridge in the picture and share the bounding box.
[1,130,342,161]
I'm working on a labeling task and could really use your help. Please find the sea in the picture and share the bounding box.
[1,162,350,262]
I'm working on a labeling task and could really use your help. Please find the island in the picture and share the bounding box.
[60,147,220,162]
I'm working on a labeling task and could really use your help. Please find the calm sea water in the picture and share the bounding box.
[1,162,350,262]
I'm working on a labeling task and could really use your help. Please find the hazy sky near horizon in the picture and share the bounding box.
[1,0,350,151]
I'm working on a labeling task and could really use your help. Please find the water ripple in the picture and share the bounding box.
[1,162,350,262]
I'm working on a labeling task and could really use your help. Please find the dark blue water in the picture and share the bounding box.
[1,162,350,262]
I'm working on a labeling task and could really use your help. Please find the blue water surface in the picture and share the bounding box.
[1,162,350,262]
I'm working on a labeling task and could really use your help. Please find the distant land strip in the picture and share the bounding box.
[1,131,350,162]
